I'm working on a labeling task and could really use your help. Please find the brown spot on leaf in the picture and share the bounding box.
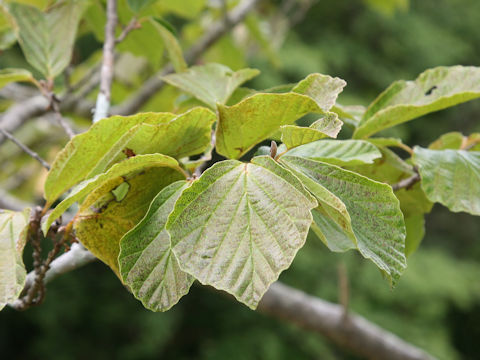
[122,148,136,158]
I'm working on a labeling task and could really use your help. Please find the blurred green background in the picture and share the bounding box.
[1,0,480,359]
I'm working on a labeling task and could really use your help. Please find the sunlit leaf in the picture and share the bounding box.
[45,108,214,204]
[43,154,183,235]
[216,93,321,159]
[280,112,343,149]
[167,156,317,309]
[354,66,480,138]
[292,73,346,112]
[119,181,193,312]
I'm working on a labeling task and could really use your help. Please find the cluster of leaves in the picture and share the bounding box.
[1,0,480,314]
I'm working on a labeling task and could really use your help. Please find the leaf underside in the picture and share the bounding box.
[167,156,317,309]
[119,181,193,312]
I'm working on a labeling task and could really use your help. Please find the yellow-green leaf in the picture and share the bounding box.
[0,68,33,89]
[292,73,346,112]
[216,93,322,159]
[43,154,183,235]
[74,167,185,276]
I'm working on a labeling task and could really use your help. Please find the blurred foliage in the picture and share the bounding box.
[1,0,480,359]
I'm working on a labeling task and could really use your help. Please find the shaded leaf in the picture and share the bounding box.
[346,147,415,185]
[0,68,33,88]
[167,156,317,309]
[119,181,193,312]
[284,139,382,166]
[74,167,185,276]
[216,93,321,159]
[331,103,366,127]
[281,156,406,284]
[127,0,156,13]
[354,66,480,138]
[413,147,480,215]
[9,1,87,78]
[0,209,29,310]
[162,63,260,108]
[367,137,412,154]
[151,18,187,73]
[43,154,183,235]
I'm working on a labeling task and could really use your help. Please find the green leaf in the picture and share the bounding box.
[152,0,206,19]
[354,66,480,139]
[117,18,164,67]
[127,0,156,13]
[167,156,317,309]
[281,156,406,284]
[346,147,415,184]
[74,167,185,276]
[280,112,344,149]
[151,18,187,73]
[216,93,321,159]
[403,214,425,257]
[9,1,87,78]
[331,103,366,128]
[0,208,29,310]
[292,73,346,112]
[428,132,464,150]
[162,63,260,108]
[45,108,215,203]
[310,207,356,252]
[43,154,183,235]
[0,68,33,88]
[413,147,480,215]
[367,137,412,154]
[119,181,193,312]
[280,126,328,149]
[284,140,382,166]
[45,112,175,203]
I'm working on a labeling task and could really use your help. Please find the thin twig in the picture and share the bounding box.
[0,129,50,170]
[50,95,75,139]
[392,168,421,191]
[112,0,265,115]
[338,262,349,319]
[115,17,140,43]
[93,0,118,123]
[8,248,434,359]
